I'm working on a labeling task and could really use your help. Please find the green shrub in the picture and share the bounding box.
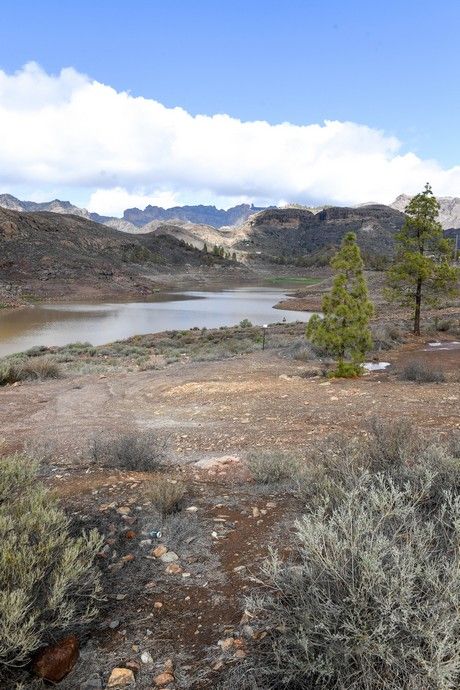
[399,360,445,383]
[0,455,103,681]
[247,450,301,484]
[145,478,186,515]
[229,470,460,690]
[0,356,61,385]
[327,360,363,378]
[90,431,167,472]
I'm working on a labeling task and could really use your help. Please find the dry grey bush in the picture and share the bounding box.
[145,478,186,515]
[399,360,446,383]
[90,431,167,471]
[247,450,301,485]
[225,471,460,690]
[222,426,460,690]
[0,455,103,683]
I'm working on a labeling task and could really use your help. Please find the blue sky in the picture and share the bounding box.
[0,1,459,213]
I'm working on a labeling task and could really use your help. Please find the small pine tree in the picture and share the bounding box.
[232,251,237,261]
[307,232,374,377]
[386,183,459,335]
[203,242,208,253]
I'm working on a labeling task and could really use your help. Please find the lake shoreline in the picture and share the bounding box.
[0,286,313,358]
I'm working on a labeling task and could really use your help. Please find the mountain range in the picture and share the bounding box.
[0,195,264,232]
[0,194,458,303]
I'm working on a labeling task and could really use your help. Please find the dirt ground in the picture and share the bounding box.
[1,337,459,689]
[1,338,459,463]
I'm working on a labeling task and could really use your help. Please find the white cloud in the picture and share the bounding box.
[0,62,459,214]
[87,188,180,216]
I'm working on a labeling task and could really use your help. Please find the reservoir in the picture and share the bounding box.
[0,287,312,357]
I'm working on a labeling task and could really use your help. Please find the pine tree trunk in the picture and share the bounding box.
[414,278,422,335]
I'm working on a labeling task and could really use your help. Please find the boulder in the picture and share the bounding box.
[33,635,79,682]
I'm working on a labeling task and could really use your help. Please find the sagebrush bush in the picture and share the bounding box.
[233,473,460,690]
[298,421,452,511]
[247,450,301,484]
[365,417,424,474]
[371,323,404,351]
[0,455,103,680]
[0,356,61,385]
[90,431,167,471]
[225,427,460,689]
[145,478,186,515]
[399,360,445,383]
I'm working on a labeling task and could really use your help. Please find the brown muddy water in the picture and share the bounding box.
[0,287,313,357]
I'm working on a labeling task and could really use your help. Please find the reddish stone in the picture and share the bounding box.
[124,530,136,539]
[33,635,79,682]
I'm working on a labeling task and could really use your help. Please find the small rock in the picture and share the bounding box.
[107,667,135,687]
[252,507,260,518]
[164,659,174,674]
[186,505,198,512]
[152,544,168,558]
[121,553,135,563]
[109,620,120,629]
[166,563,183,575]
[235,649,246,659]
[124,530,136,539]
[98,545,111,559]
[154,672,174,686]
[218,637,235,652]
[194,455,240,470]
[160,551,179,563]
[117,506,131,515]
[125,659,141,675]
[154,601,163,609]
[140,651,153,665]
[33,635,79,682]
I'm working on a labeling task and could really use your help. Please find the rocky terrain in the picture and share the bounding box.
[3,193,460,237]
[232,204,406,261]
[1,196,458,304]
[0,207,242,301]
[391,194,460,231]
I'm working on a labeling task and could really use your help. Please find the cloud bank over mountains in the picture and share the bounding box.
[0,62,459,216]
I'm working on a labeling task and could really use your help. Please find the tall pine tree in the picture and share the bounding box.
[307,232,373,377]
[386,184,458,335]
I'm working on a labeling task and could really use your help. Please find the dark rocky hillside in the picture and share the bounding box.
[123,203,265,228]
[0,208,233,299]
[236,205,406,261]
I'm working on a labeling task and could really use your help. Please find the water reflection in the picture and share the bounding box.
[0,287,311,357]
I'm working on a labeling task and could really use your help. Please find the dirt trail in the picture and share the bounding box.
[1,342,459,465]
